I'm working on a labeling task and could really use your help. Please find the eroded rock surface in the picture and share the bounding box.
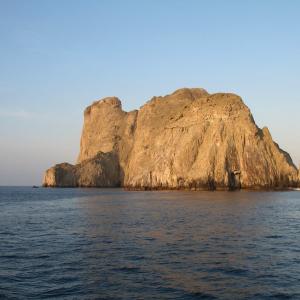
[43,88,299,190]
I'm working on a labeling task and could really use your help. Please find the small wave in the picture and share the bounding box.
[127,255,146,261]
[0,231,16,236]
[112,266,141,273]
[255,273,277,279]
[144,237,156,241]
[188,291,218,299]
[265,235,284,239]
[209,267,249,276]
[1,254,24,259]
[269,293,295,299]
[102,239,113,244]
[254,292,300,299]
[40,286,84,299]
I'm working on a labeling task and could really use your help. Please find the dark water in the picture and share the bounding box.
[0,187,300,299]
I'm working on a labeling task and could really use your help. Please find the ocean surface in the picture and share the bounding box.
[0,187,300,300]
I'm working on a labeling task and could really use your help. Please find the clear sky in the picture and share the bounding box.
[0,0,299,185]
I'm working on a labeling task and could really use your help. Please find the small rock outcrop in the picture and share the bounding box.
[43,88,299,190]
[43,152,120,187]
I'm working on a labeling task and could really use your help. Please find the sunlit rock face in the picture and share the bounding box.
[43,88,298,190]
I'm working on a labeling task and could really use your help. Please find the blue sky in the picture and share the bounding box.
[0,0,299,185]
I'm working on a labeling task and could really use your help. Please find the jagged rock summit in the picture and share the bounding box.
[43,88,299,190]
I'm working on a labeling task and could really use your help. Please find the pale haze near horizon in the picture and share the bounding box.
[0,0,299,185]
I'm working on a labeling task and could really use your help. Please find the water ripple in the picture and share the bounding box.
[0,187,299,299]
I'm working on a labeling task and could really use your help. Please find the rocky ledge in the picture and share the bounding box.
[43,88,299,190]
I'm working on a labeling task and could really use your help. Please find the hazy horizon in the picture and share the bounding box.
[1,0,300,185]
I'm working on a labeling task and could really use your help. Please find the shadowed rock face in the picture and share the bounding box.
[43,152,120,187]
[43,88,299,190]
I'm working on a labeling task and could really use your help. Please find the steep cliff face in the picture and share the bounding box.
[43,88,299,189]
[78,97,137,165]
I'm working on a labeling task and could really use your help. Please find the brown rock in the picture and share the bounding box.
[43,88,298,190]
[43,163,76,187]
[78,97,137,181]
[43,152,120,187]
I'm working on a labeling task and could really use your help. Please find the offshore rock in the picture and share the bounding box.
[43,88,299,190]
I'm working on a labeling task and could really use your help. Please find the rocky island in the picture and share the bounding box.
[43,88,299,190]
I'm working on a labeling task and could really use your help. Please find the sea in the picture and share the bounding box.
[0,187,300,300]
